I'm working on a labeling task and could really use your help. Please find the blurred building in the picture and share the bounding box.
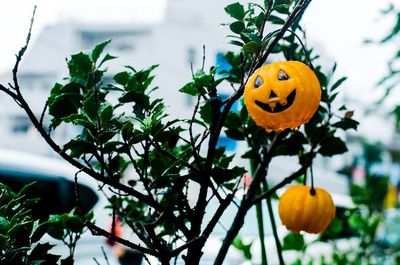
[0,0,353,195]
[0,0,239,155]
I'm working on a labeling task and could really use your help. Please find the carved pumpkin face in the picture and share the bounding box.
[244,61,321,132]
[278,185,336,234]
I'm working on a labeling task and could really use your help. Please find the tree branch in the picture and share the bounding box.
[85,221,158,256]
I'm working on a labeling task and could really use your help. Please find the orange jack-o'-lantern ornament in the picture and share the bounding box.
[244,61,321,132]
[278,185,336,234]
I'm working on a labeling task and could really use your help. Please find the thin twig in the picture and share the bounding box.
[254,0,311,70]
[86,221,158,256]
[101,246,111,265]
[201,45,206,71]
[13,6,37,94]
[189,96,204,170]
[74,169,84,216]
[39,100,48,127]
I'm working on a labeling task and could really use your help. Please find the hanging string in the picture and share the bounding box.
[286,29,315,71]
[303,167,308,185]
[310,162,316,196]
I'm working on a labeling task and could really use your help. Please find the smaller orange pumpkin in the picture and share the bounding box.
[278,185,336,234]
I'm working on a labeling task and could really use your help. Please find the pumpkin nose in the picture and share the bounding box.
[268,90,280,102]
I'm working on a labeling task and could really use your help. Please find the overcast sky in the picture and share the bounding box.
[0,0,396,142]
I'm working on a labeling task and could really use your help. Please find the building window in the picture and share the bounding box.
[80,30,148,50]
[217,136,237,152]
[219,93,240,111]
[11,116,30,134]
[215,52,231,77]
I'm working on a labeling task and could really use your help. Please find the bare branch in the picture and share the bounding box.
[12,6,37,93]
[86,221,158,256]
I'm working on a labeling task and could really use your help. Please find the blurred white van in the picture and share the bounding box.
[0,149,124,265]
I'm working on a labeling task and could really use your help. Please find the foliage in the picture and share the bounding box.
[0,182,89,265]
[372,3,400,129]
[0,1,360,265]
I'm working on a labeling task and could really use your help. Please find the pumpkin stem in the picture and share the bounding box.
[310,187,316,196]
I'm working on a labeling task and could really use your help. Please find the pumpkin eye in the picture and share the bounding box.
[278,70,290,81]
[254,76,263,88]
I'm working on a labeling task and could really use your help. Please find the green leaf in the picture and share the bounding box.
[91,39,112,63]
[212,166,246,184]
[100,104,114,125]
[31,222,51,243]
[331,77,347,91]
[61,255,74,265]
[274,132,307,156]
[348,214,366,233]
[118,90,150,109]
[0,234,8,249]
[273,4,290,14]
[113,71,130,86]
[225,2,245,20]
[68,52,93,79]
[243,41,259,53]
[318,136,348,156]
[63,139,95,158]
[282,233,305,251]
[83,92,98,121]
[224,112,243,129]
[229,21,245,34]
[268,15,285,25]
[200,101,212,124]
[332,118,359,131]
[225,128,245,140]
[0,217,10,235]
[232,236,253,260]
[65,215,84,233]
[255,12,265,29]
[48,82,83,127]
[179,82,199,96]
[194,70,213,87]
[29,242,58,262]
[99,53,117,67]
[273,0,292,5]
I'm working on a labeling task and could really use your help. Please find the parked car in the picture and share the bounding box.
[0,149,122,265]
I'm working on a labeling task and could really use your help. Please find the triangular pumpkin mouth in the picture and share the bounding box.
[255,89,296,113]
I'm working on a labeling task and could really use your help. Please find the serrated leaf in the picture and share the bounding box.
[68,52,93,79]
[229,21,245,34]
[332,118,359,131]
[113,71,130,86]
[100,104,113,125]
[91,39,112,63]
[63,139,95,158]
[99,53,117,67]
[243,41,259,53]
[319,136,348,156]
[83,92,98,121]
[179,82,199,96]
[225,2,245,20]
